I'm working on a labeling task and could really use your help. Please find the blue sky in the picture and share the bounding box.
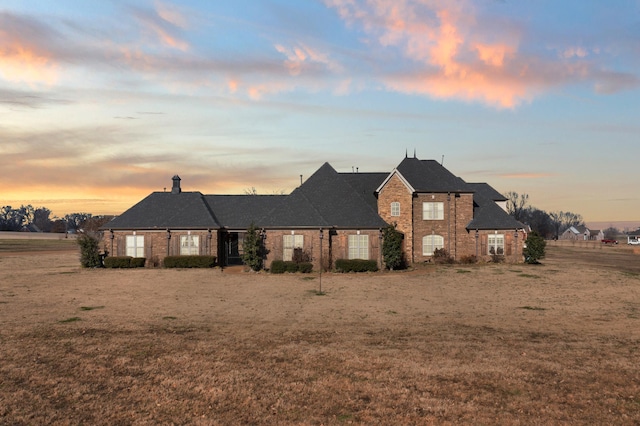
[1,0,639,224]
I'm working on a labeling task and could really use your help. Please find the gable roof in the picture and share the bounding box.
[394,157,469,193]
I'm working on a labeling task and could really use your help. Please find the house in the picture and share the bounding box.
[560,225,603,241]
[101,155,526,268]
[627,229,640,244]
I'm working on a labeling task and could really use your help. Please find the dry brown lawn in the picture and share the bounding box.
[1,240,640,425]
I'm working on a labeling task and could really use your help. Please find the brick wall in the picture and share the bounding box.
[377,173,412,262]
[411,193,475,263]
[103,230,218,267]
[263,229,382,271]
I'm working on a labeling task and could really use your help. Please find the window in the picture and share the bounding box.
[180,234,199,255]
[423,202,444,220]
[391,202,400,217]
[488,234,504,255]
[348,234,369,259]
[283,234,303,260]
[423,235,444,256]
[126,234,144,257]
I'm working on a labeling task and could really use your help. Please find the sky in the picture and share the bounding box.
[1,0,639,225]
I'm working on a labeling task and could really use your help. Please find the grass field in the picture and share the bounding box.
[1,241,639,424]
[0,238,78,253]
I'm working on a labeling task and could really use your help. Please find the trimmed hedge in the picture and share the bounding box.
[270,260,313,274]
[297,262,313,273]
[335,259,378,273]
[130,257,147,268]
[271,260,287,274]
[163,255,217,268]
[103,256,144,268]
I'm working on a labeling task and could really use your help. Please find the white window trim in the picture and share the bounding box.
[488,234,505,255]
[180,234,199,255]
[283,234,304,261]
[390,202,400,217]
[126,234,144,257]
[422,235,444,256]
[348,234,369,259]
[423,202,444,220]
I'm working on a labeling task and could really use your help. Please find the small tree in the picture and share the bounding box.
[77,234,102,267]
[241,223,263,271]
[382,224,404,270]
[523,231,546,264]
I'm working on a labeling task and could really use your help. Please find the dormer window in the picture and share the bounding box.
[391,202,400,217]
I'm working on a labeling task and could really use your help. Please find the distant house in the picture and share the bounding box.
[101,156,526,268]
[560,225,603,241]
[627,229,640,244]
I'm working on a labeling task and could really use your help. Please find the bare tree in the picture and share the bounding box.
[244,187,258,196]
[505,191,529,221]
[549,211,583,238]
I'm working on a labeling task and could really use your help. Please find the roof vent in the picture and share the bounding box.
[171,175,181,194]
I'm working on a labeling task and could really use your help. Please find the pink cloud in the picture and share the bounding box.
[131,4,190,51]
[323,0,584,108]
[0,16,58,85]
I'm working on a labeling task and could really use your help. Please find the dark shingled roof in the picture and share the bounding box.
[104,191,220,230]
[104,163,387,231]
[466,183,524,230]
[103,158,522,232]
[263,163,388,228]
[204,195,286,229]
[396,157,469,193]
[340,172,388,211]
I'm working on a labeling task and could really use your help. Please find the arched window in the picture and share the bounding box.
[423,235,444,256]
[391,202,400,217]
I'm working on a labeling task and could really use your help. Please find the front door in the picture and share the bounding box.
[224,232,245,265]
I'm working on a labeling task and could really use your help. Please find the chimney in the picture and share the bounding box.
[171,175,181,194]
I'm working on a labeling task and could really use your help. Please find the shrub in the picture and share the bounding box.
[285,261,298,273]
[458,254,478,264]
[270,260,313,273]
[104,256,133,268]
[77,234,102,268]
[241,223,264,271]
[130,257,147,268]
[297,262,313,273]
[270,260,286,274]
[432,248,454,264]
[523,231,546,264]
[490,253,505,263]
[335,259,378,273]
[164,255,216,268]
[382,224,404,270]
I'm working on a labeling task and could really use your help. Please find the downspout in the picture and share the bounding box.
[454,194,457,260]
[447,193,451,255]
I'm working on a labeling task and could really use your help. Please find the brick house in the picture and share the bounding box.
[376,157,525,263]
[102,156,525,268]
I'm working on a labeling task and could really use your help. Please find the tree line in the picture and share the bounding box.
[0,205,113,233]
[504,191,602,239]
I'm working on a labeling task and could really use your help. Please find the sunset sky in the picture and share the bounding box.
[2,0,639,225]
